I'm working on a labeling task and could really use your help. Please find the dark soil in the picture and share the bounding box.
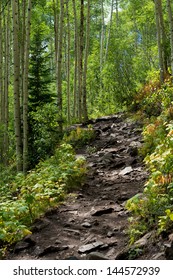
[6,113,169,260]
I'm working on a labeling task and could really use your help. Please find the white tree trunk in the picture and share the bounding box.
[23,0,32,173]
[154,0,164,83]
[82,0,90,122]
[105,0,114,63]
[166,0,173,76]
[12,0,23,171]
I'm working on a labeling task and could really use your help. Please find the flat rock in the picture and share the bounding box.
[81,222,92,228]
[119,166,133,176]
[78,241,104,254]
[23,235,36,246]
[38,245,69,257]
[86,252,109,260]
[91,207,114,216]
[14,241,32,253]
[114,203,123,212]
[106,239,118,246]
[63,228,80,236]
[129,141,142,148]
[31,218,50,232]
[134,232,153,248]
[152,252,165,260]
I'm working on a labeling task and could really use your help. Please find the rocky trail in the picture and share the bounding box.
[6,114,167,260]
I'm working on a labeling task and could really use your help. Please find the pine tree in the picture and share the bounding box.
[28,27,53,167]
[29,28,53,110]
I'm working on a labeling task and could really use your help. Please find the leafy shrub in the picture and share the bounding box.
[63,125,95,148]
[0,144,86,250]
[140,118,166,156]
[126,77,173,243]
[126,119,173,243]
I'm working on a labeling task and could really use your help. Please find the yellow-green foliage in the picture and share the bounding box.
[63,125,95,148]
[126,77,173,243]
[0,144,86,249]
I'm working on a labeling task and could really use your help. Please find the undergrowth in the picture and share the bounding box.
[63,124,95,148]
[126,75,173,244]
[0,131,89,258]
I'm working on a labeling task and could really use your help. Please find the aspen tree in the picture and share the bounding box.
[72,0,78,119]
[3,2,11,165]
[12,0,23,171]
[53,0,64,133]
[105,0,114,63]
[82,0,90,122]
[66,0,71,123]
[0,1,3,163]
[23,0,32,173]
[57,0,64,133]
[116,0,119,26]
[78,0,84,122]
[157,0,168,74]
[0,1,3,123]
[166,0,173,76]
[154,0,165,83]
[100,0,104,73]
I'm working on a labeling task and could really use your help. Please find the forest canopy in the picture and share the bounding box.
[0,0,173,171]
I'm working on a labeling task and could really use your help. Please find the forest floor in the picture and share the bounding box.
[6,113,168,260]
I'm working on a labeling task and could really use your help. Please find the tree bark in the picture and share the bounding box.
[3,2,11,165]
[0,1,4,126]
[53,0,59,64]
[154,0,165,83]
[72,0,78,119]
[157,0,168,74]
[166,0,173,76]
[57,0,64,133]
[12,0,23,171]
[100,0,104,73]
[116,0,119,26]
[66,0,71,123]
[78,0,84,122]
[0,1,4,164]
[82,0,90,122]
[105,0,114,63]
[23,0,32,173]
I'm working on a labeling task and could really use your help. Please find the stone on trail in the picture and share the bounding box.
[129,141,142,148]
[86,252,109,260]
[38,245,69,257]
[107,231,114,238]
[91,207,114,216]
[81,222,92,228]
[119,166,133,176]
[78,241,104,254]
[134,232,153,248]
[14,241,33,253]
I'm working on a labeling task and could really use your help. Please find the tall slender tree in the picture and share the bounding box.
[12,0,23,171]
[3,2,11,165]
[154,0,165,83]
[82,0,90,122]
[0,1,4,164]
[23,0,32,173]
[66,0,71,123]
[105,0,114,63]
[166,0,173,77]
[72,0,78,119]
[100,0,105,73]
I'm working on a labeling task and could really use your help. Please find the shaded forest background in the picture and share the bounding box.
[1,0,173,256]
[1,0,173,172]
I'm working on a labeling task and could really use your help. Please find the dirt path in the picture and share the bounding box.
[6,114,166,260]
